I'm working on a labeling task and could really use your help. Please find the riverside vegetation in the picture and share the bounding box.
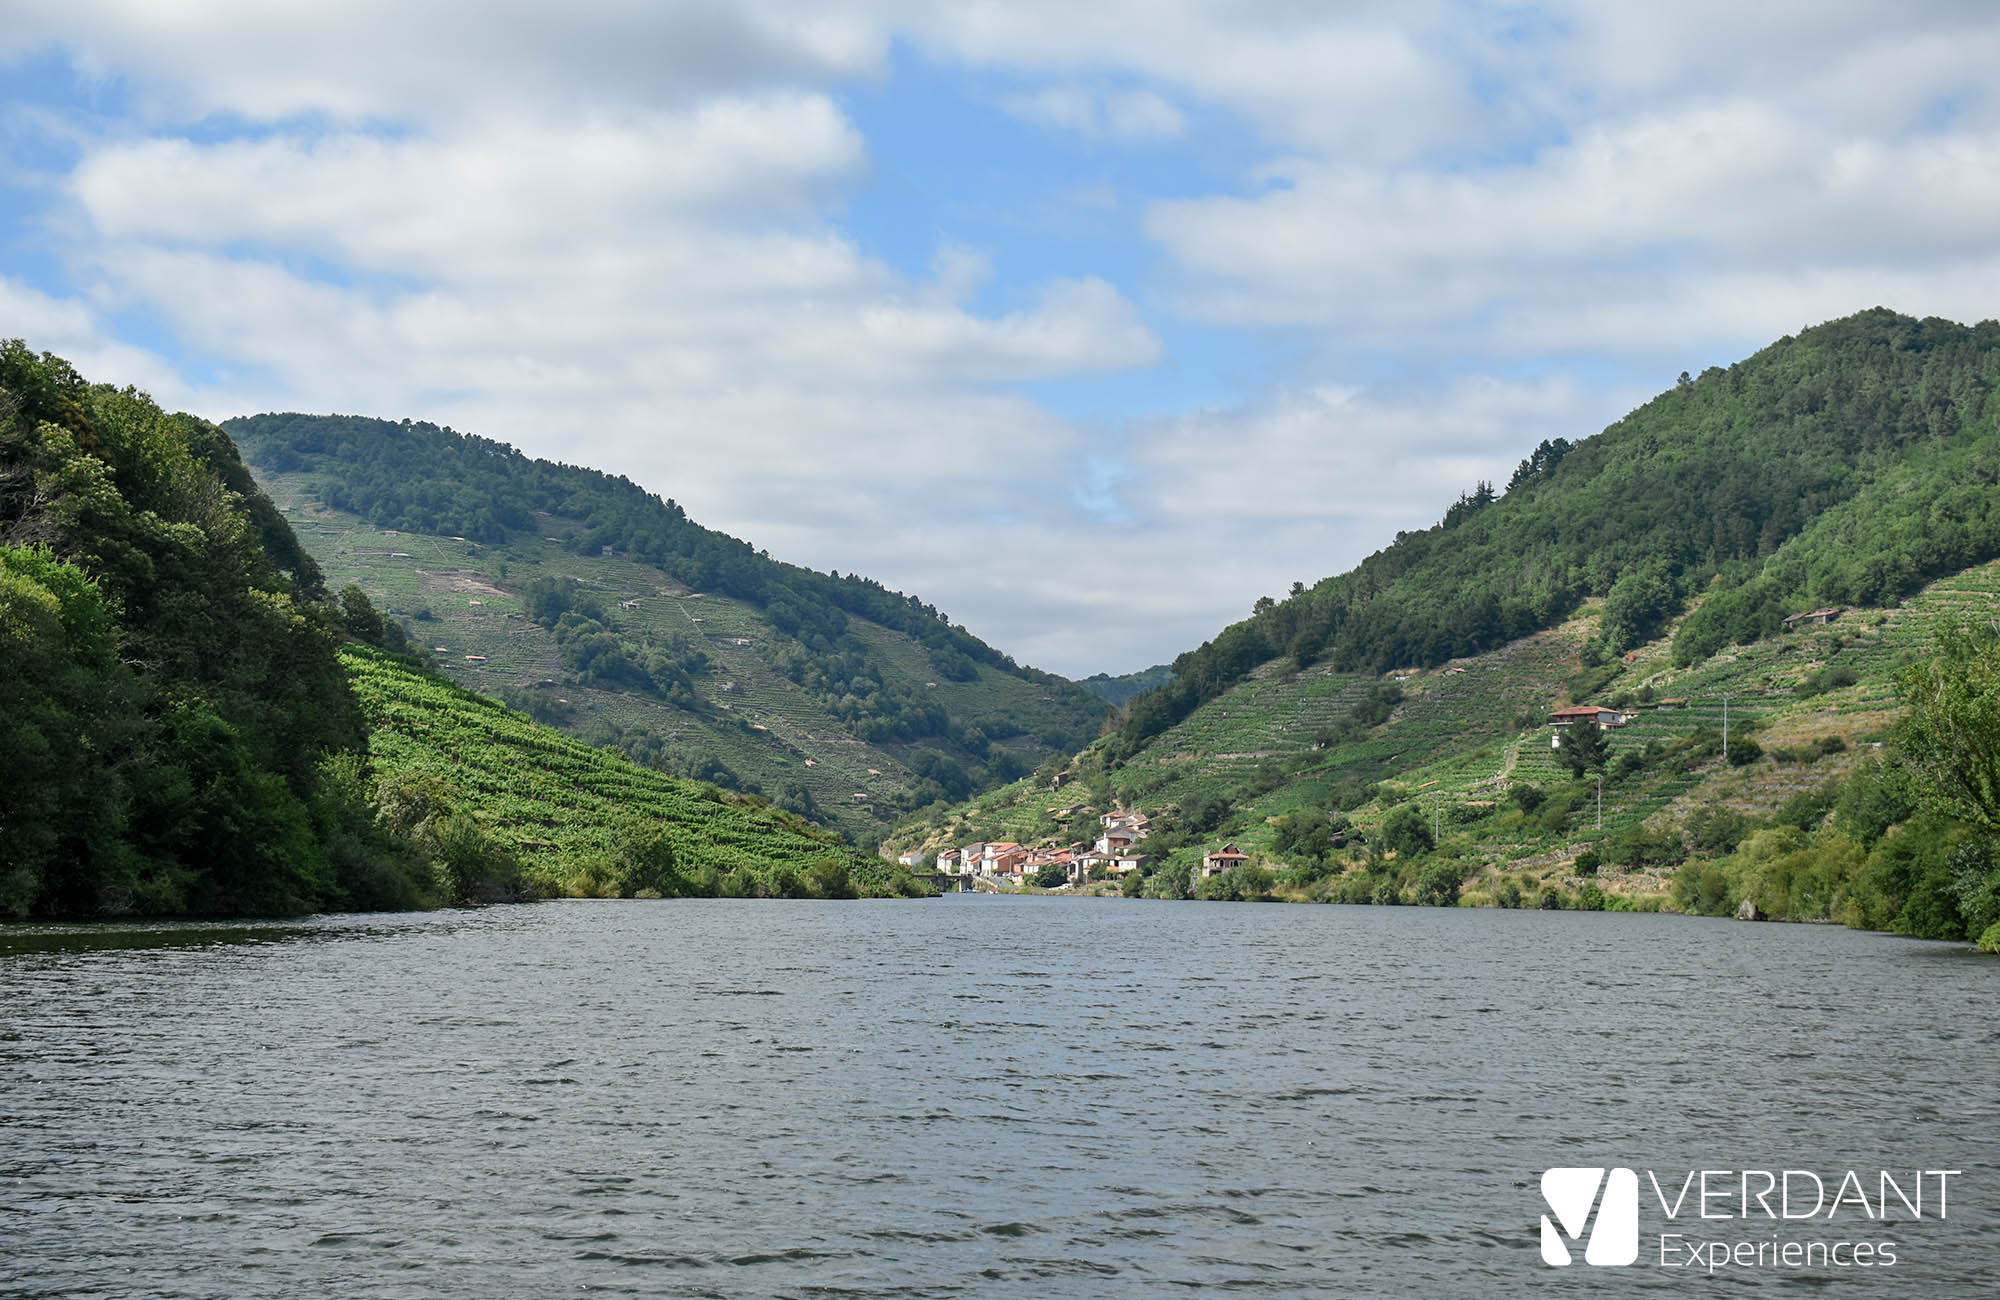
[0,343,918,918]
[14,309,2000,940]
[889,310,2000,953]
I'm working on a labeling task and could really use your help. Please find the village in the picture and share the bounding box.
[888,649,1819,894]
[895,809,1249,892]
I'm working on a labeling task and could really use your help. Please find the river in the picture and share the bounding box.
[3,897,1996,1296]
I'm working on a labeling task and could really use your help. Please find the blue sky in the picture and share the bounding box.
[5,2,2000,676]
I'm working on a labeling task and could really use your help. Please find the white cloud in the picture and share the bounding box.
[0,275,186,401]
[0,0,889,123]
[907,0,1477,159]
[10,1,2000,676]
[69,97,869,273]
[1144,100,2000,357]
[827,373,1637,674]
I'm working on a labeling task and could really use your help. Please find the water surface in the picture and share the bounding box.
[3,898,1996,1296]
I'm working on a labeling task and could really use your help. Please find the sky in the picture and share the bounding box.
[5,3,2000,677]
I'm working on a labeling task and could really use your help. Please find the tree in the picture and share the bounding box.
[806,858,856,899]
[603,818,682,897]
[1600,562,1679,652]
[1380,802,1434,857]
[1555,719,1610,778]
[1416,862,1464,906]
[1896,617,2000,835]
[337,583,386,644]
[1033,863,1068,888]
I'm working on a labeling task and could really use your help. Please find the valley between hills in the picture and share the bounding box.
[8,309,2000,950]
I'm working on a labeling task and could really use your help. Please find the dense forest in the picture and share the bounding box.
[1114,310,2000,758]
[0,342,433,915]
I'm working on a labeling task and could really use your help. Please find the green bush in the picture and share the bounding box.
[1416,862,1465,906]
[1672,862,1734,916]
[1687,808,1751,858]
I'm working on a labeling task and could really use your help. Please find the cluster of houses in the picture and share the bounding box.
[916,810,1154,887]
[896,811,1254,890]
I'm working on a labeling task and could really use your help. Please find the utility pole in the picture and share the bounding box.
[1595,772,1603,831]
[1433,794,1442,845]
[1720,692,1730,753]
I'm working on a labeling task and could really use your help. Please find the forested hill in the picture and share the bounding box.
[1079,664,1174,707]
[1116,309,2000,758]
[228,411,1076,689]
[893,309,2000,950]
[0,343,921,918]
[226,413,1108,843]
[1,341,411,916]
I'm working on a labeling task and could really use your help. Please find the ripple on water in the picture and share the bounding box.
[1,899,1997,1298]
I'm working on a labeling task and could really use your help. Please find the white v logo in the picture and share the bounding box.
[1541,1167,1639,1266]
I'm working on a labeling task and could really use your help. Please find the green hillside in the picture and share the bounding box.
[0,342,928,918]
[227,413,1107,846]
[343,646,910,899]
[1115,309,2000,761]
[893,310,2000,950]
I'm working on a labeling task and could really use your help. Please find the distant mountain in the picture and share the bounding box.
[891,309,2000,944]
[1078,664,1174,707]
[226,413,1109,846]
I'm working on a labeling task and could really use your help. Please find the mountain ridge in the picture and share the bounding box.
[227,412,1109,846]
[1108,308,2000,763]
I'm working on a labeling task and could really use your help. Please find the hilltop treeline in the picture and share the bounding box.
[226,413,1094,703]
[1079,663,1174,707]
[1115,310,2000,758]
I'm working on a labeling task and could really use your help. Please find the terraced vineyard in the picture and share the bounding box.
[343,647,889,892]
[891,558,2000,898]
[260,474,1097,845]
